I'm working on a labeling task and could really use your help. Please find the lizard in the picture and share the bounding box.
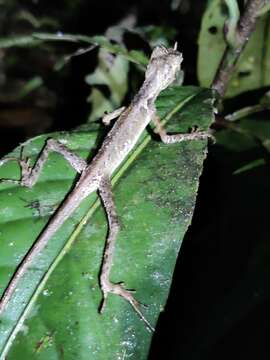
[0,44,211,331]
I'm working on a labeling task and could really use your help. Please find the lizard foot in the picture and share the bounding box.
[99,280,155,332]
[0,147,32,186]
[189,128,215,142]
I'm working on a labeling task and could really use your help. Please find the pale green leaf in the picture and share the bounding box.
[198,0,270,97]
[87,88,115,123]
[86,50,129,121]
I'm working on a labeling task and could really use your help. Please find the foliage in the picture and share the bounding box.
[198,0,270,97]
[0,1,270,359]
[0,86,214,359]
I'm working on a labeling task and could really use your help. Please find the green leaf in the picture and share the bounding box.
[0,35,42,48]
[87,88,115,123]
[86,49,129,122]
[257,1,270,16]
[198,0,270,97]
[219,91,270,153]
[233,158,266,174]
[197,0,227,88]
[225,103,270,122]
[14,10,59,29]
[216,115,270,152]
[0,86,214,359]
[0,33,148,67]
[215,113,270,174]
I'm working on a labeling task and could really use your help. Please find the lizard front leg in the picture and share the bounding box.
[0,138,87,187]
[152,115,213,144]
[102,106,126,126]
[98,176,154,332]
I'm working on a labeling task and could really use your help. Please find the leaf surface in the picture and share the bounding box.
[0,86,214,359]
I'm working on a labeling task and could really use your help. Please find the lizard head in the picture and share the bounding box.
[145,44,183,93]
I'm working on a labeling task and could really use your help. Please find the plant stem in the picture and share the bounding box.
[225,103,270,121]
[211,0,267,97]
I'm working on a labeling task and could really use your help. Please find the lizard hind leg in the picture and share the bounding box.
[102,106,126,126]
[98,176,154,332]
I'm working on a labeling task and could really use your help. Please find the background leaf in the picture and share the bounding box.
[215,112,270,174]
[85,50,129,122]
[0,86,214,359]
[0,33,148,67]
[197,0,270,97]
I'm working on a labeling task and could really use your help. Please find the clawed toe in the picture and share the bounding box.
[99,280,154,332]
[0,179,20,185]
[99,295,107,314]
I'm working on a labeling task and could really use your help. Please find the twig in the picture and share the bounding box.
[225,103,270,121]
[212,0,267,97]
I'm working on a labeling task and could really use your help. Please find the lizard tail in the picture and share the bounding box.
[0,189,84,316]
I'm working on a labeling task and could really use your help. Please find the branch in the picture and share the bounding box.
[211,0,267,98]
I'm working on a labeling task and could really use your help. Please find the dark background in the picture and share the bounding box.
[1,1,269,358]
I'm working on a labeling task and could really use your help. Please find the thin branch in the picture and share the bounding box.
[212,0,267,98]
[225,103,270,121]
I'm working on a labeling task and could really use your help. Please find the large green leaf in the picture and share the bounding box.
[198,0,270,97]
[0,86,214,359]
